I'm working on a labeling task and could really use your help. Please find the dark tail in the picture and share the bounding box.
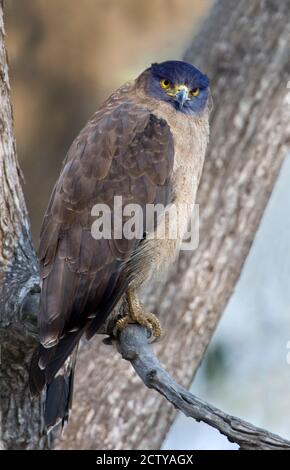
[29,330,82,429]
[44,347,78,430]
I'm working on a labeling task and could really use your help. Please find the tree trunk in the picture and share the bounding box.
[58,0,290,450]
[0,1,48,449]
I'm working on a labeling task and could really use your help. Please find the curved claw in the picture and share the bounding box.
[113,312,162,340]
[143,312,162,338]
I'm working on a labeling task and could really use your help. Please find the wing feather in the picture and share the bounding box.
[35,84,175,382]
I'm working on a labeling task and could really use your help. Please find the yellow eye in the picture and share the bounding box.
[160,78,171,89]
[191,88,200,97]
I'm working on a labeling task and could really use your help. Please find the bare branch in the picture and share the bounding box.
[117,325,290,450]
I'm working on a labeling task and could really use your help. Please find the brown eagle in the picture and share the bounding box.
[29,60,211,428]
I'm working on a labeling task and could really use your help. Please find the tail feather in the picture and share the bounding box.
[45,348,77,430]
[43,329,83,384]
[29,332,82,428]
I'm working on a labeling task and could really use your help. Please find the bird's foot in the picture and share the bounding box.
[114,311,161,339]
[113,288,162,340]
[114,311,162,340]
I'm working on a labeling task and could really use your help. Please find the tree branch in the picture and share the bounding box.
[117,325,290,450]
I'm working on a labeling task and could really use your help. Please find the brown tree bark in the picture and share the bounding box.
[0,1,48,449]
[58,0,290,450]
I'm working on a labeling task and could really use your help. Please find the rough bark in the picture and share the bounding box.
[0,1,48,449]
[58,0,290,450]
[118,325,290,450]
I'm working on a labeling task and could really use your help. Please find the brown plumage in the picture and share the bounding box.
[29,60,211,428]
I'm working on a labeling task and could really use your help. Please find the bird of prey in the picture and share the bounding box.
[29,60,211,428]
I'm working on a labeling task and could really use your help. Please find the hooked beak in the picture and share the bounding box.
[175,85,189,109]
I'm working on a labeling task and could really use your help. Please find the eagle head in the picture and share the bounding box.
[142,60,210,115]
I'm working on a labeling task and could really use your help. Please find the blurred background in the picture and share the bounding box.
[5,0,290,450]
[6,0,212,241]
[163,153,290,449]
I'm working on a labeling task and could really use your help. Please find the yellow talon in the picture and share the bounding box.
[114,288,162,339]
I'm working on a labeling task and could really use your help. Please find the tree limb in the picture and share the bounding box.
[117,325,290,450]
